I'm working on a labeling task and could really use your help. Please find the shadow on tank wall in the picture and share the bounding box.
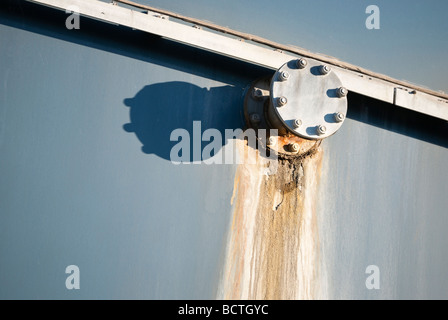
[0,0,270,86]
[122,82,245,162]
[0,0,273,162]
[1,0,446,154]
[347,93,448,148]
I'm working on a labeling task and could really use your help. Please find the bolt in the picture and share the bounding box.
[334,112,345,123]
[267,136,276,146]
[250,113,261,124]
[279,71,290,81]
[296,58,308,69]
[289,143,299,153]
[337,87,348,98]
[293,119,302,128]
[317,125,327,135]
[277,96,287,107]
[252,88,263,100]
[320,64,331,75]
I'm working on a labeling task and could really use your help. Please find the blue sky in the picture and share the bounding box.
[139,0,448,93]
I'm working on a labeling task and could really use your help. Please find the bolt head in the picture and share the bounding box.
[293,119,302,128]
[337,87,348,98]
[297,58,308,69]
[320,65,331,75]
[250,113,261,123]
[279,71,290,81]
[267,136,276,145]
[277,96,287,107]
[290,143,299,152]
[334,112,345,123]
[317,125,327,135]
[252,88,263,100]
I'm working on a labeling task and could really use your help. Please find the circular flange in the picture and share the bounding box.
[270,59,348,140]
[243,76,319,159]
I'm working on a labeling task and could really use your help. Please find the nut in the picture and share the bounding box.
[296,58,308,69]
[293,119,302,128]
[320,65,331,75]
[250,113,261,124]
[277,96,287,107]
[279,71,290,81]
[289,143,299,152]
[252,88,263,100]
[337,87,348,98]
[317,125,327,135]
[334,112,345,123]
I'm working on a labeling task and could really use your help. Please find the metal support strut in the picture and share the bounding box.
[27,0,448,122]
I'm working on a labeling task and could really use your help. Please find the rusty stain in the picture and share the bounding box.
[274,133,321,159]
[243,76,321,160]
[218,138,323,299]
[230,176,240,206]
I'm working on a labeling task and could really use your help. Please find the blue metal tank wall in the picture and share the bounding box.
[320,94,448,299]
[0,1,270,299]
[1,1,448,299]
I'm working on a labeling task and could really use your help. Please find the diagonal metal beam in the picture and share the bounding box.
[26,0,448,121]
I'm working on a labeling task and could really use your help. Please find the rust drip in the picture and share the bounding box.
[275,134,321,160]
[218,139,323,300]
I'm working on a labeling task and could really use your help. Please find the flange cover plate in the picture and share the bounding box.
[270,59,348,140]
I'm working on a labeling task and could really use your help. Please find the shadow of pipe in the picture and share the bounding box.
[2,0,446,149]
[122,81,248,162]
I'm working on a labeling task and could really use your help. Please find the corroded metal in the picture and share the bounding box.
[244,76,320,159]
[218,141,324,299]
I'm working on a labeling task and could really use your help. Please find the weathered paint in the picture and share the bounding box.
[218,139,324,299]
[274,135,320,159]
[2,0,448,300]
[0,1,267,299]
[243,76,321,159]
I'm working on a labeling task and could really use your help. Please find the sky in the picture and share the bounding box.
[138,0,448,93]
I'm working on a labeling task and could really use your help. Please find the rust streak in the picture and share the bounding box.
[218,139,324,300]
